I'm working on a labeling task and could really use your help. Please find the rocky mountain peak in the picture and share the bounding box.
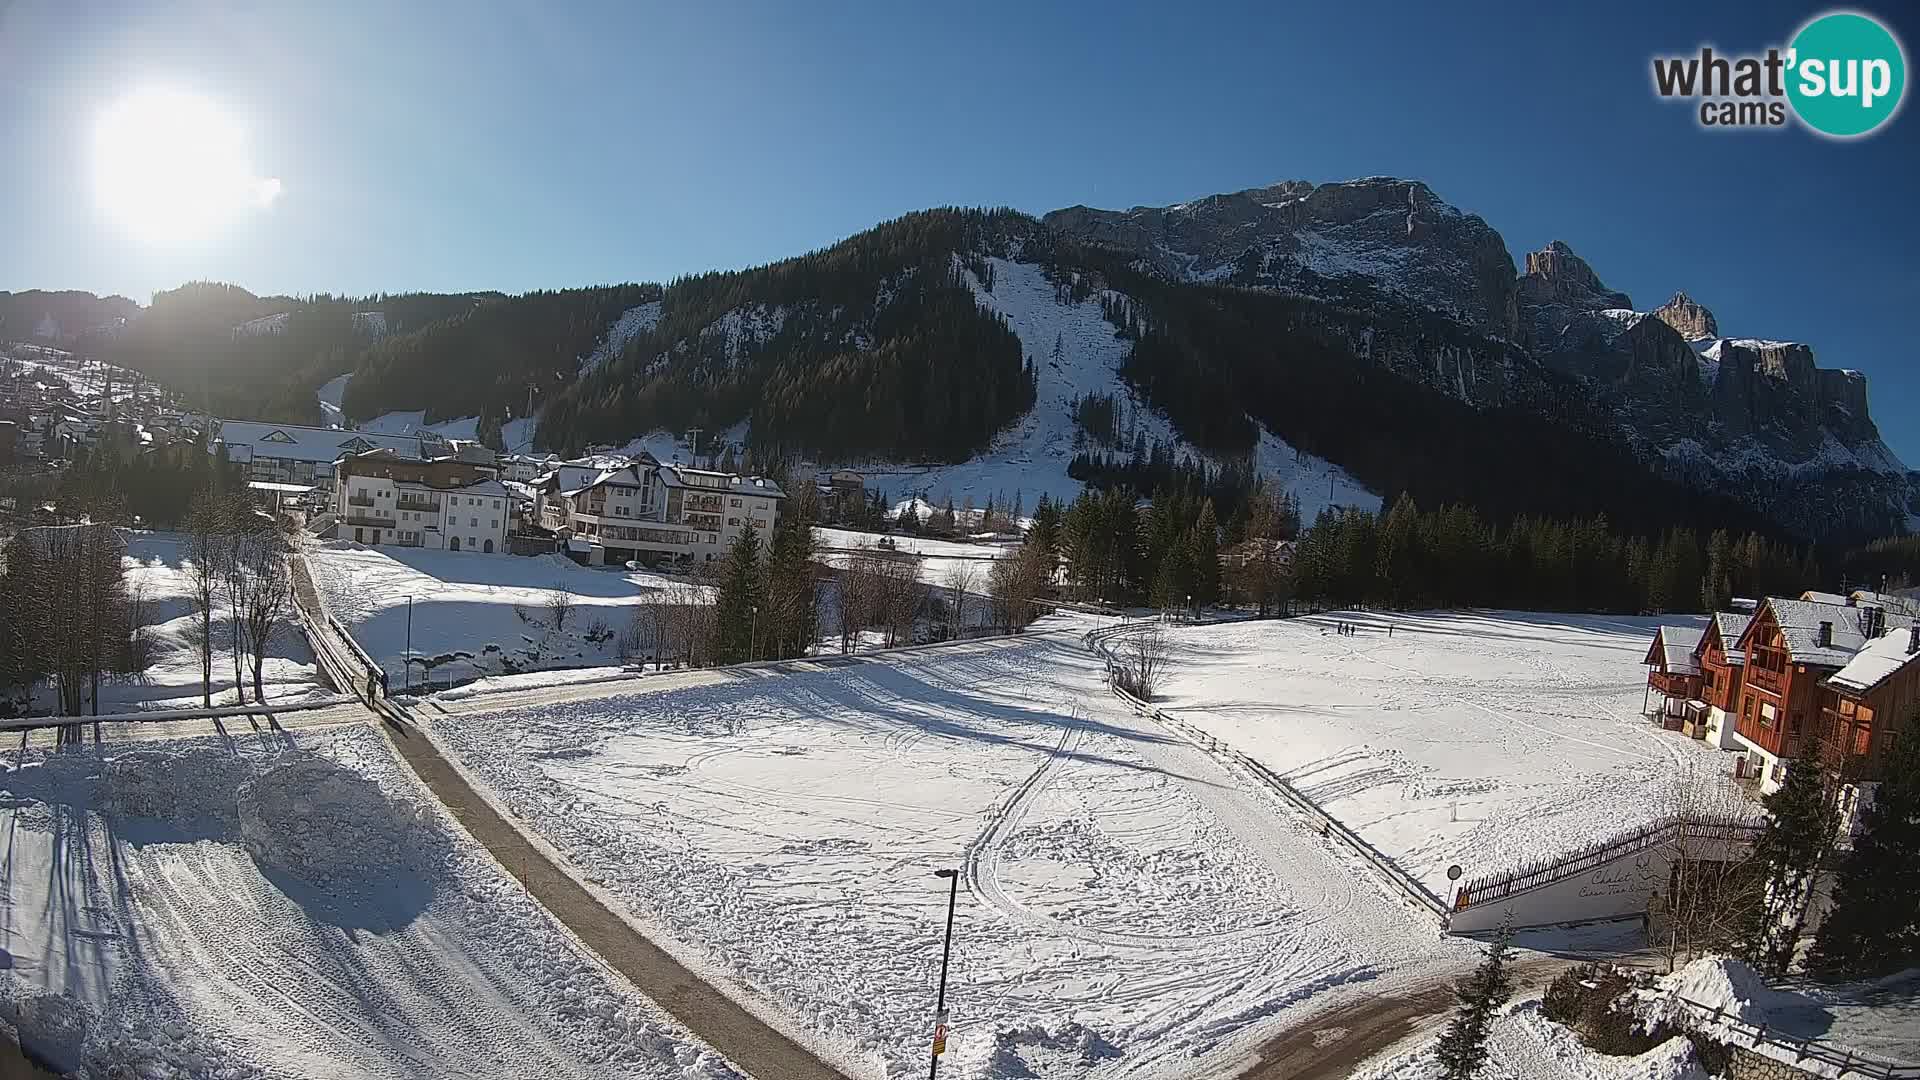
[1514,241,1633,351]
[1042,177,1519,339]
[1652,292,1718,341]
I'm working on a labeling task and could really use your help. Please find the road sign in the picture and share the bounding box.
[931,1010,949,1055]
[1447,864,1463,881]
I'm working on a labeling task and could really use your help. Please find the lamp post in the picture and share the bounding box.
[404,595,414,692]
[929,867,959,1079]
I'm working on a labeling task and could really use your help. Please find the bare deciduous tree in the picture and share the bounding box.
[1648,765,1767,973]
[1115,624,1170,700]
[546,582,576,632]
[944,562,979,639]
[183,490,223,708]
[237,527,291,703]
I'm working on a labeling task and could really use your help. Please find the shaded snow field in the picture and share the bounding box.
[1154,610,1752,896]
[29,531,327,714]
[429,626,1462,1080]
[815,526,1015,588]
[0,725,736,1080]
[306,542,706,688]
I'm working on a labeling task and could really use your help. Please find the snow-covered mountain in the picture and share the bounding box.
[1048,180,1914,539]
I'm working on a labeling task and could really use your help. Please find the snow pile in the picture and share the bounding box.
[1640,956,1799,1028]
[3,988,87,1073]
[103,747,255,827]
[236,752,439,884]
[949,1021,1122,1079]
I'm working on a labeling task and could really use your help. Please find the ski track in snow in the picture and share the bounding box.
[429,626,1459,1080]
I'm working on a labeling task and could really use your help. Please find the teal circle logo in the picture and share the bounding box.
[1787,12,1907,137]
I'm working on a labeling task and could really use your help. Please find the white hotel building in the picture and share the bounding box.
[333,449,512,554]
[534,453,784,566]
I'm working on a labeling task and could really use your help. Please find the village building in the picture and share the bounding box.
[215,420,446,493]
[1642,625,1704,727]
[332,448,510,554]
[1728,596,1917,793]
[1819,622,1920,782]
[532,453,784,567]
[1692,611,1751,749]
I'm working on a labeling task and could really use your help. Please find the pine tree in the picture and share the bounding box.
[713,523,763,664]
[1807,733,1920,980]
[1435,923,1514,1079]
[1748,738,1842,975]
[1188,500,1221,610]
[1702,529,1733,612]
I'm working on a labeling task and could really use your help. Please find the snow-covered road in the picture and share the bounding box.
[430,626,1465,1080]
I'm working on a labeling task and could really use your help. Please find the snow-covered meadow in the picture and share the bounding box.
[305,541,704,688]
[0,724,736,1080]
[429,627,1458,1080]
[1153,610,1750,896]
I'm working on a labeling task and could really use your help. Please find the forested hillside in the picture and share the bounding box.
[340,284,660,431]
[104,283,492,422]
[538,208,1038,462]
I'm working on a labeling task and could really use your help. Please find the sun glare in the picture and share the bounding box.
[93,88,281,243]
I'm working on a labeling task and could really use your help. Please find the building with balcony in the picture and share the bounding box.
[333,448,510,554]
[1643,625,1704,728]
[1730,596,1917,793]
[217,420,445,493]
[1692,611,1751,749]
[532,452,784,567]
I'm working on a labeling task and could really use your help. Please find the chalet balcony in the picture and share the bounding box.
[341,513,390,528]
[683,512,721,530]
[347,494,376,508]
[1646,670,1700,699]
[1747,665,1786,694]
[685,494,724,513]
[396,497,441,513]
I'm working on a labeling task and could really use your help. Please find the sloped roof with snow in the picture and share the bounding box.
[1743,597,1918,668]
[1825,628,1920,695]
[1849,590,1920,617]
[1646,626,1704,673]
[1708,612,1752,664]
[216,420,430,464]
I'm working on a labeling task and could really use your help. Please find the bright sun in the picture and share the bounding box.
[93,88,281,243]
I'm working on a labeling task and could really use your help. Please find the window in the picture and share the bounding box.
[730,498,742,507]
[492,499,501,509]
[490,520,498,529]
[727,517,739,527]
[470,517,479,528]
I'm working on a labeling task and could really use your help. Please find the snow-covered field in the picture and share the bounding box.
[305,542,702,687]
[429,626,1459,1080]
[21,532,325,714]
[1154,610,1750,896]
[815,526,1014,587]
[0,724,735,1079]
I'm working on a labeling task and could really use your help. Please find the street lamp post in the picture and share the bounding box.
[404,595,414,692]
[929,867,959,1079]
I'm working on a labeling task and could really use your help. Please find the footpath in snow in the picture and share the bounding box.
[1153,610,1753,897]
[0,724,736,1080]
[428,626,1460,1080]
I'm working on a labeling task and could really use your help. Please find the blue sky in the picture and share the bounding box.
[2,0,1915,462]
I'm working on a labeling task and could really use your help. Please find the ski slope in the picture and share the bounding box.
[1154,610,1754,896]
[857,257,1377,518]
[0,725,736,1080]
[429,627,1458,1080]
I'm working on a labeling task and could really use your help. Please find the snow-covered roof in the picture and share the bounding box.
[1708,612,1752,664]
[216,420,431,465]
[1849,590,1920,617]
[1646,626,1704,674]
[1746,597,1918,668]
[1825,627,1920,695]
[1801,590,1849,606]
[655,464,786,499]
[445,478,510,498]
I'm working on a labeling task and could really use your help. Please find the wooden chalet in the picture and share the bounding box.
[1732,596,1916,791]
[1688,612,1750,747]
[1643,625,1704,726]
[1819,621,1920,782]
